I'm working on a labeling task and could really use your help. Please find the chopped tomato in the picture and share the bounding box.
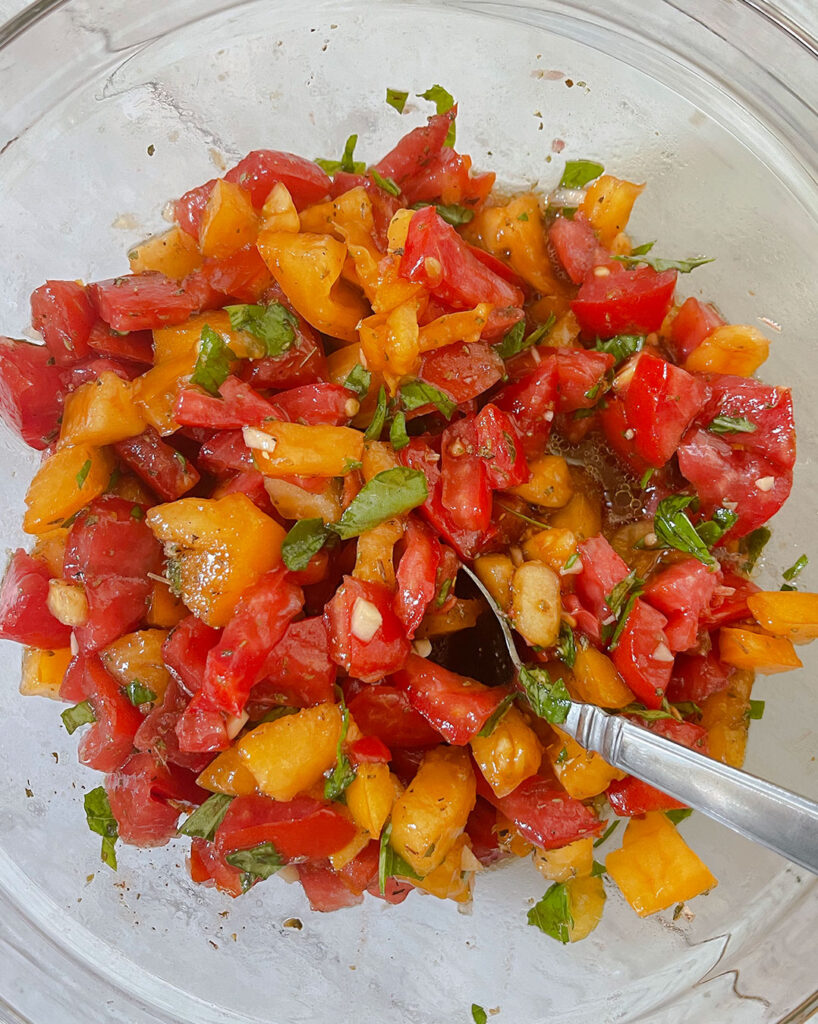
[402,145,495,207]
[347,684,441,748]
[74,576,152,653]
[325,576,411,683]
[196,245,274,304]
[175,691,230,753]
[665,650,731,703]
[174,179,218,238]
[374,110,455,186]
[572,267,677,338]
[493,359,558,459]
[197,430,254,476]
[474,404,529,489]
[548,214,612,284]
[669,297,724,362]
[240,323,327,390]
[135,678,213,772]
[30,280,96,365]
[215,794,356,860]
[224,150,331,209]
[465,796,503,866]
[252,616,337,708]
[0,549,72,649]
[394,518,441,639]
[349,735,392,765]
[87,321,154,365]
[63,496,162,583]
[606,776,685,817]
[163,615,222,694]
[298,862,365,911]
[441,416,492,533]
[0,337,65,449]
[702,570,760,628]
[574,535,631,622]
[643,559,721,653]
[106,751,205,846]
[336,840,380,894]
[611,598,673,709]
[89,273,204,332]
[115,428,200,501]
[418,341,504,405]
[174,376,276,430]
[272,382,355,426]
[70,655,144,773]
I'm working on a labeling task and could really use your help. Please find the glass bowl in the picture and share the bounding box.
[1,1,817,1021]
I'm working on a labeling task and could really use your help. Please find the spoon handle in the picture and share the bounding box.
[563,701,818,875]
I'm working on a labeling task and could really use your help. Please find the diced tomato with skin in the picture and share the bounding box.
[135,678,213,772]
[476,772,603,849]
[224,150,332,210]
[59,652,88,702]
[480,306,526,344]
[643,558,721,653]
[298,862,364,911]
[669,297,724,362]
[400,206,525,311]
[203,568,304,717]
[402,145,495,207]
[561,593,602,644]
[58,356,144,391]
[349,735,391,765]
[197,430,253,476]
[368,874,414,904]
[106,750,206,846]
[189,836,244,897]
[87,321,154,365]
[89,273,206,332]
[251,616,337,708]
[597,396,651,478]
[337,840,380,895]
[374,110,455,186]
[611,353,708,468]
[196,245,274,303]
[493,358,558,460]
[418,341,504,406]
[174,376,276,431]
[391,653,512,745]
[347,685,441,748]
[665,650,732,704]
[215,794,357,861]
[607,776,685,817]
[677,428,792,539]
[272,382,355,426]
[325,576,411,683]
[174,179,218,238]
[574,535,631,622]
[692,374,795,472]
[70,656,143,773]
[163,615,222,695]
[329,172,405,251]
[30,280,96,366]
[572,267,678,338]
[0,337,65,449]
[611,598,673,709]
[466,247,527,293]
[0,549,72,649]
[287,548,331,588]
[552,349,615,413]
[241,327,327,390]
[702,569,760,628]
[474,403,529,489]
[388,745,427,787]
[74,576,152,653]
[114,428,200,501]
[647,717,710,751]
[175,691,230,753]
[441,416,492,534]
[394,518,441,639]
[64,496,162,583]
[548,214,613,284]
[466,796,503,866]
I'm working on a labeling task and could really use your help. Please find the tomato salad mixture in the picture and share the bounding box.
[1,86,815,942]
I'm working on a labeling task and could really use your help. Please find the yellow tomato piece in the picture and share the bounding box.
[549,491,602,540]
[263,476,343,524]
[260,182,300,233]
[353,519,404,587]
[250,420,364,478]
[146,579,187,628]
[508,455,573,508]
[417,304,493,354]
[415,598,483,639]
[299,187,375,238]
[746,590,818,644]
[389,746,476,876]
[470,705,542,798]
[606,812,717,916]
[146,493,284,626]
[345,762,402,839]
[257,230,369,343]
[46,579,87,627]
[467,195,559,293]
[237,703,342,801]
[59,372,146,447]
[387,208,415,252]
[100,629,171,702]
[329,828,371,871]
[548,730,624,800]
[132,356,193,436]
[496,813,533,857]
[197,745,259,796]
[372,255,426,316]
[110,472,155,505]
[522,528,578,575]
[570,646,633,708]
[581,175,645,248]
[361,440,399,482]
[511,561,561,648]
[546,311,582,349]
[19,647,72,699]
[359,298,422,388]
[199,179,258,259]
[719,626,802,674]
[153,309,263,365]
[412,834,476,903]
[533,837,594,883]
[564,874,606,941]
[683,324,769,376]
[128,226,202,280]
[700,669,754,767]
[473,553,515,613]
[32,529,68,577]
[23,444,114,535]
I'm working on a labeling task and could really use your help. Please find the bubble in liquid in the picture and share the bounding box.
[547,431,645,528]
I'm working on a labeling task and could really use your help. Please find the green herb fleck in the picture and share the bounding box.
[708,414,757,435]
[417,85,456,145]
[386,88,409,113]
[593,821,620,848]
[378,822,421,893]
[75,459,92,490]
[559,159,604,190]
[595,333,644,366]
[476,693,516,738]
[61,700,96,735]
[653,495,716,568]
[665,808,693,825]
[434,203,474,226]
[178,793,235,842]
[622,702,676,722]
[613,253,715,274]
[281,518,330,571]
[640,468,654,489]
[555,621,576,669]
[84,786,118,871]
[740,527,771,573]
[590,860,607,877]
[324,702,356,801]
[122,680,157,707]
[130,505,145,520]
[399,379,457,419]
[496,315,556,360]
[527,881,574,943]
[315,134,366,175]
[370,169,401,197]
[518,665,571,724]
[330,467,428,540]
[343,363,372,399]
[695,507,738,548]
[225,841,284,891]
[630,241,655,256]
[471,1005,488,1024]
[191,325,237,395]
[364,385,388,440]
[782,554,808,584]
[166,558,183,597]
[226,302,297,358]
[389,410,410,450]
[747,699,765,721]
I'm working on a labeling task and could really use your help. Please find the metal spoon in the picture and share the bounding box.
[456,564,818,875]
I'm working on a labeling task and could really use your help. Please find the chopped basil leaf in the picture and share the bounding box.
[606,571,644,619]
[122,680,156,706]
[518,665,571,724]
[226,302,297,358]
[434,203,474,226]
[740,527,771,572]
[281,517,330,571]
[613,253,715,274]
[399,380,456,419]
[130,504,145,520]
[640,468,655,489]
[75,459,92,490]
[590,860,607,877]
[673,700,703,717]
[559,159,604,190]
[389,410,410,450]
[191,324,237,395]
[476,693,515,738]
[495,502,550,531]
[370,169,401,196]
[378,822,421,893]
[708,414,757,435]
[696,506,738,548]
[84,786,118,871]
[595,333,644,366]
[593,820,620,848]
[225,841,284,888]
[653,495,716,567]
[555,621,576,669]
[435,577,453,608]
[315,134,366,175]
[166,558,183,597]
[584,378,606,401]
[386,87,409,113]
[747,699,766,720]
[343,458,363,473]
[324,702,356,801]
[782,554,808,583]
[364,385,388,440]
[517,211,530,221]
[471,1005,488,1024]
[178,793,234,842]
[527,881,573,943]
[343,363,372,399]
[417,84,456,145]
[496,314,556,360]
[556,746,568,764]
[330,467,428,540]
[622,702,676,721]
[606,591,641,651]
[630,241,656,256]
[563,552,579,572]
[61,700,96,735]
[666,808,693,825]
